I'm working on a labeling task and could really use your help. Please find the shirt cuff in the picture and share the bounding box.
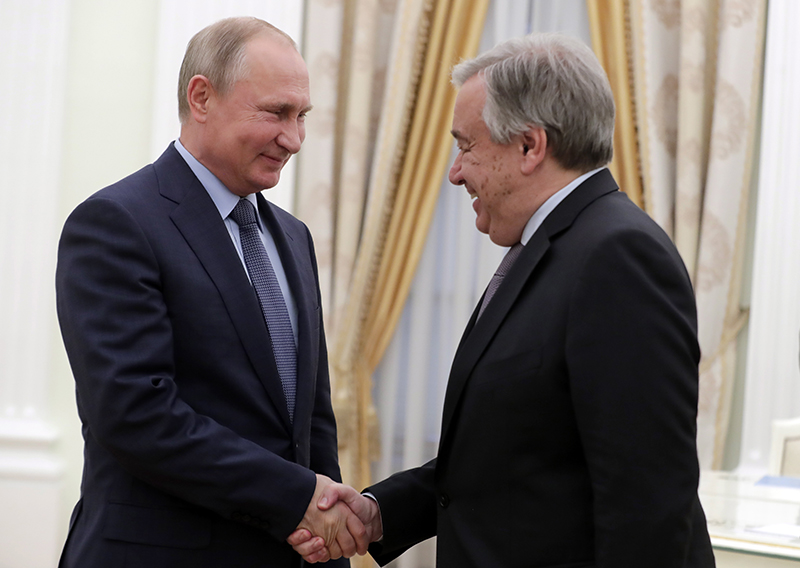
[361,491,384,543]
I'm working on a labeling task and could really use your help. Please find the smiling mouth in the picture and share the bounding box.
[262,154,288,166]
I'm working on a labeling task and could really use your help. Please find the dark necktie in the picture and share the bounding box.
[478,242,524,319]
[229,199,296,420]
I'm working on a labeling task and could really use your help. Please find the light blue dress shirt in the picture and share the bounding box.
[174,139,298,345]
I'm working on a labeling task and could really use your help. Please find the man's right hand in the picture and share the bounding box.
[288,480,383,563]
[293,475,369,561]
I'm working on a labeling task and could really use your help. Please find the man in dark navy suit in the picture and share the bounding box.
[56,17,365,568]
[290,32,715,568]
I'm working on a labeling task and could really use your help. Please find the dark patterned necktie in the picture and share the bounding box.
[229,199,296,420]
[478,242,524,319]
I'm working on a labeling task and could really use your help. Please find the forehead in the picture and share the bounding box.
[239,36,310,105]
[451,76,488,139]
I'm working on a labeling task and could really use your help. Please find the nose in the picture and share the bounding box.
[278,120,304,154]
[449,152,465,186]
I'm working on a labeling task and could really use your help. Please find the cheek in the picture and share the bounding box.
[241,122,273,144]
[463,156,487,184]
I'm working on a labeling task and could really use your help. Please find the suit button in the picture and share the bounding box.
[439,493,450,508]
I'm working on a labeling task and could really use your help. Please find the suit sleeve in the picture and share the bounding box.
[565,227,701,567]
[56,196,316,541]
[364,458,438,566]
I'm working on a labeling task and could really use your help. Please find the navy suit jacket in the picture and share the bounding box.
[56,144,347,567]
[367,169,715,568]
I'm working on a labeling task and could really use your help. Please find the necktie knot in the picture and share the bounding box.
[495,242,524,278]
[230,199,258,227]
[478,242,524,319]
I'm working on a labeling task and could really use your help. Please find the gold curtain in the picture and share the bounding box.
[586,0,644,208]
[589,0,768,469]
[331,0,489,500]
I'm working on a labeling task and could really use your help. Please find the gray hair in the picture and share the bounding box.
[451,33,615,172]
[178,17,297,123]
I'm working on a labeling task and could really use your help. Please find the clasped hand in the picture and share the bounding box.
[289,475,383,563]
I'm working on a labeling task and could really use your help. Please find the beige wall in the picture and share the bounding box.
[52,0,160,545]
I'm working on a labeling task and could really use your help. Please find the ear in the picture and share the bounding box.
[186,75,214,124]
[520,127,547,175]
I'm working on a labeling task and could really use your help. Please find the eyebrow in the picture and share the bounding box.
[450,129,465,140]
[262,102,314,114]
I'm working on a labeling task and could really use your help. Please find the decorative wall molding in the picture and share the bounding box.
[0,418,61,481]
[0,1,70,566]
[0,0,68,425]
[740,0,800,472]
[149,0,304,213]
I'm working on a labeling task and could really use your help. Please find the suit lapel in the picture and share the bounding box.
[439,169,620,449]
[155,146,293,431]
[256,193,319,431]
[439,231,551,447]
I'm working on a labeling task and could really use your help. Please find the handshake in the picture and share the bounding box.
[289,474,383,563]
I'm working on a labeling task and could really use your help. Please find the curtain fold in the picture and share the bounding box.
[331,0,490,500]
[299,0,490,511]
[296,0,344,326]
[330,0,384,337]
[363,1,490,370]
[599,0,768,469]
[692,0,766,469]
[586,0,643,208]
[297,0,397,337]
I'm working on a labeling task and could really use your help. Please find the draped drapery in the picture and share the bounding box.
[296,0,396,337]
[739,0,800,473]
[586,0,643,208]
[297,1,490,519]
[331,0,489,499]
[589,0,767,469]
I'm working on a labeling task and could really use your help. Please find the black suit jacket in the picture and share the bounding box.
[56,144,347,567]
[367,169,715,568]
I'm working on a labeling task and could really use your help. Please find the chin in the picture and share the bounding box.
[254,174,281,191]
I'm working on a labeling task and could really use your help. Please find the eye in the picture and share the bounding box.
[258,105,285,117]
[258,108,280,120]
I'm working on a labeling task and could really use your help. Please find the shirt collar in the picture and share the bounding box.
[174,138,259,221]
[520,166,606,245]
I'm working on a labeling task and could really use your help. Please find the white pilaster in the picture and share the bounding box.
[0,1,69,566]
[740,0,800,472]
[149,0,304,213]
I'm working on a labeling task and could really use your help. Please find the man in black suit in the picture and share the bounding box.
[56,17,366,568]
[289,32,715,568]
